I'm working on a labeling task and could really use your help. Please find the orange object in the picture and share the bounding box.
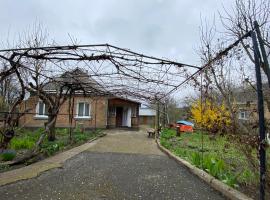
[178,124,193,133]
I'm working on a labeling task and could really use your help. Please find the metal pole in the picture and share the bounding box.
[200,71,204,169]
[156,100,160,139]
[163,103,166,128]
[254,21,270,88]
[251,30,266,200]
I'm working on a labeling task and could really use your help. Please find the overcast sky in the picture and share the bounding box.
[0,0,234,67]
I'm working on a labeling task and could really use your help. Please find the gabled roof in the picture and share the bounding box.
[43,68,109,96]
[234,83,270,103]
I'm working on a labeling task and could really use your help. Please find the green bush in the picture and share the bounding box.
[47,144,59,155]
[41,142,60,156]
[1,150,16,161]
[41,139,67,156]
[74,133,89,142]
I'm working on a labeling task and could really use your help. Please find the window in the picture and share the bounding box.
[239,111,248,120]
[76,102,90,118]
[132,107,137,117]
[35,101,48,118]
[108,107,116,117]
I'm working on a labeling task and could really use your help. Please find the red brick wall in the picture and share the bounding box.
[19,96,108,129]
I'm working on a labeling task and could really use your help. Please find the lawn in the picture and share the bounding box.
[0,127,102,171]
[160,128,269,199]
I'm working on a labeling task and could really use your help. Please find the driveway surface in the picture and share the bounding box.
[0,129,225,200]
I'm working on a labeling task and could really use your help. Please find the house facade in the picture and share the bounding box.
[18,68,140,129]
[235,84,270,123]
[19,95,140,129]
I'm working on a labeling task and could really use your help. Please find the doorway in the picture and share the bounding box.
[116,107,123,127]
[115,106,132,127]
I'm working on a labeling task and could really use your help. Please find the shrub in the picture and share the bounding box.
[1,150,16,161]
[190,99,231,133]
[41,143,60,156]
[41,139,67,156]
[74,133,88,142]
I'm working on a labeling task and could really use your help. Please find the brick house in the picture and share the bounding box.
[235,84,270,123]
[19,69,140,129]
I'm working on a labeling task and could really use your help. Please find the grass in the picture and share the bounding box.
[7,127,102,157]
[160,128,269,191]
[1,150,16,161]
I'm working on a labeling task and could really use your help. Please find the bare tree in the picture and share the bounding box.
[0,54,26,150]
[221,0,270,109]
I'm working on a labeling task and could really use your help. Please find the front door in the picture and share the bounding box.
[122,107,132,127]
[116,107,123,127]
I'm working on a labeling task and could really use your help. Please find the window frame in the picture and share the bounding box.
[75,101,91,119]
[108,106,116,117]
[35,100,48,119]
[238,110,248,120]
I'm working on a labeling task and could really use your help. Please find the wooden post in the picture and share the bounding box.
[156,101,160,138]
[94,98,97,130]
[163,103,166,128]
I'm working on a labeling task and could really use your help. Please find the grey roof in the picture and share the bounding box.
[43,68,109,96]
[234,83,270,103]
[139,108,156,116]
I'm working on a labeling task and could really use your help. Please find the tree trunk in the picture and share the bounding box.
[46,115,57,141]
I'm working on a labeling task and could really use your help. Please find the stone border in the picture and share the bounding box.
[0,133,106,186]
[156,140,253,200]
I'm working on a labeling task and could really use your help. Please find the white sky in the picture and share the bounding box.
[0,0,234,66]
[0,0,238,103]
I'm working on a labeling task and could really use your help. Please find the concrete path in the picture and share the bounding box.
[0,129,225,200]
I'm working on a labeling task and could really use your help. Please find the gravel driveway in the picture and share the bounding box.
[0,129,225,200]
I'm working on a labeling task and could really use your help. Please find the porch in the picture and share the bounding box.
[107,98,140,129]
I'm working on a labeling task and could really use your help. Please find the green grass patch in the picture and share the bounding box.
[1,150,16,161]
[160,128,262,188]
[8,128,102,157]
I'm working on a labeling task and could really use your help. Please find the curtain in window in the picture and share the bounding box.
[78,103,84,116]
[38,102,44,115]
[85,103,90,116]
[78,102,90,117]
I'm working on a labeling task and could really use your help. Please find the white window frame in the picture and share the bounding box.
[75,101,91,119]
[238,110,248,120]
[35,100,48,119]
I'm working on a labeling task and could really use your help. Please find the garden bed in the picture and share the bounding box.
[160,129,269,199]
[0,128,103,173]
